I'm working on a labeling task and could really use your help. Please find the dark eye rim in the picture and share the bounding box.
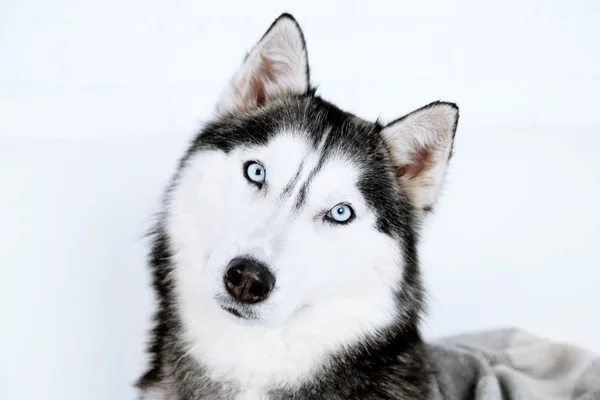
[323,203,356,225]
[243,160,265,188]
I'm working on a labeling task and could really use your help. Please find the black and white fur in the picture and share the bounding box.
[137,13,459,400]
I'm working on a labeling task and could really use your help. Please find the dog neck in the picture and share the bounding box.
[139,317,430,400]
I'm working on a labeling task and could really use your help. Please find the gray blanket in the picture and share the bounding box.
[430,329,600,400]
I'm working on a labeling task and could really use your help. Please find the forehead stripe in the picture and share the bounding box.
[293,151,328,210]
[279,161,305,200]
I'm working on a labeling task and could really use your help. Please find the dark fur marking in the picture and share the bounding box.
[279,161,305,199]
[293,154,326,210]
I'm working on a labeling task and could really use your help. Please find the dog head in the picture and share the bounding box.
[159,13,458,387]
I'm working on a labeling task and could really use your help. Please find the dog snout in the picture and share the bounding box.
[224,258,275,304]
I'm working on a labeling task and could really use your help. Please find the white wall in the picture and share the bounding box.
[1,1,599,399]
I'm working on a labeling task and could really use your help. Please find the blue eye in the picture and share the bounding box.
[244,162,265,186]
[327,203,354,224]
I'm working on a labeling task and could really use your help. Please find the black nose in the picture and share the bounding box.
[224,258,275,304]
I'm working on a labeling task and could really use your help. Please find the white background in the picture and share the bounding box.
[1,0,599,399]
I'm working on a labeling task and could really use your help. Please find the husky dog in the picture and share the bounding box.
[137,13,459,400]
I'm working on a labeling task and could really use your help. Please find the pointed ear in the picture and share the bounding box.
[382,101,459,213]
[217,14,310,115]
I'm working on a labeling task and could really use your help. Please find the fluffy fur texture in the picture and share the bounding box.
[137,13,459,400]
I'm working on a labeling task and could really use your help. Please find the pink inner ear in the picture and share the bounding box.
[395,147,433,180]
[248,55,277,106]
[248,52,295,107]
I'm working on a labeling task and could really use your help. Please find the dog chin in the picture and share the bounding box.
[216,299,260,324]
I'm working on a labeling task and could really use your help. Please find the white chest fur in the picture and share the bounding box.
[236,388,265,400]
